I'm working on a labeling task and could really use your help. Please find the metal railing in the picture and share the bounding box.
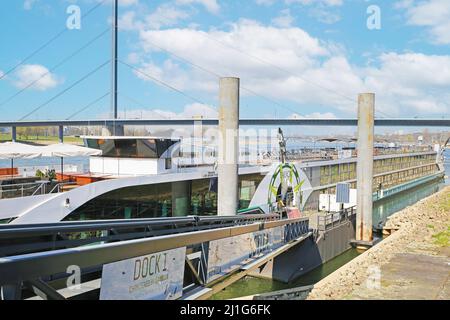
[48,181,78,194]
[0,215,310,300]
[0,214,282,257]
[0,180,80,200]
[0,181,49,199]
[316,206,356,234]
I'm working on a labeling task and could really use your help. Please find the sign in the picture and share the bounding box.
[100,247,186,300]
[336,183,351,204]
[206,227,284,282]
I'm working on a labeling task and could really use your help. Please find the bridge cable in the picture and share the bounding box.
[197,32,357,104]
[119,60,210,107]
[19,60,110,120]
[142,40,305,116]
[0,0,107,81]
[195,33,404,119]
[66,91,110,120]
[117,92,171,120]
[0,28,110,109]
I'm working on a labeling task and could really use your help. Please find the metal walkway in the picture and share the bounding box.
[0,214,310,300]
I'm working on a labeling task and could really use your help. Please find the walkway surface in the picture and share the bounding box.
[308,186,450,300]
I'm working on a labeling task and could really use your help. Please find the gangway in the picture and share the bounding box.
[0,213,310,300]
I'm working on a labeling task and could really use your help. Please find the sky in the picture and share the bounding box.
[0,0,449,127]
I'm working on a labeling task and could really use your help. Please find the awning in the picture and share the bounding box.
[0,142,43,160]
[40,143,102,158]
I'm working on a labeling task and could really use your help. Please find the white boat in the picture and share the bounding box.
[0,136,445,224]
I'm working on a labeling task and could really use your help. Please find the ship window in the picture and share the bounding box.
[165,158,172,170]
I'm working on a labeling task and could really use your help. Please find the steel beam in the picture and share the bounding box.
[0,118,448,128]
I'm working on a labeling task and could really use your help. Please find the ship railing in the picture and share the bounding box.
[0,214,283,258]
[316,206,356,233]
[0,181,50,199]
[48,181,78,194]
[0,180,79,199]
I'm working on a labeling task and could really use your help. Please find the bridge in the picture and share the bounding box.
[0,118,449,128]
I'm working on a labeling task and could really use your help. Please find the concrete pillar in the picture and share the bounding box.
[58,125,64,143]
[11,127,16,142]
[356,93,375,245]
[172,181,191,217]
[218,77,240,216]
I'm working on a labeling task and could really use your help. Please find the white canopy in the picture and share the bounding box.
[0,142,43,160]
[40,143,102,158]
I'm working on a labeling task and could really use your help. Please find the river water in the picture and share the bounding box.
[212,149,450,300]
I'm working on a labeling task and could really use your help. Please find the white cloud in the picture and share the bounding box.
[176,0,220,14]
[285,0,344,24]
[144,4,190,30]
[12,64,61,91]
[23,0,37,10]
[363,53,450,115]
[272,9,295,28]
[290,112,337,119]
[309,6,341,24]
[126,19,450,118]
[255,0,275,6]
[99,0,139,7]
[118,0,139,6]
[118,11,143,31]
[118,103,217,119]
[396,0,450,44]
[286,0,343,6]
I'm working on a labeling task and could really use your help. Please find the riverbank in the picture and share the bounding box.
[308,186,450,300]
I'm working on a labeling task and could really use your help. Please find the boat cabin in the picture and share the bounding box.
[83,136,181,176]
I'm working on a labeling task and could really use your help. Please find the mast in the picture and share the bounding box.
[111,0,118,119]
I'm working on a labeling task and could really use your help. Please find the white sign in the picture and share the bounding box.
[207,227,284,282]
[100,247,186,300]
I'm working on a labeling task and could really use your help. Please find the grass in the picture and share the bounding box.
[439,196,450,212]
[432,226,450,247]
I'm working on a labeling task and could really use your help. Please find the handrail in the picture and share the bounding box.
[0,214,286,257]
[316,206,356,233]
[0,216,309,286]
[0,181,49,198]
[48,181,78,194]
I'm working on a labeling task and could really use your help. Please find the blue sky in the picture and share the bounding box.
[0,0,449,123]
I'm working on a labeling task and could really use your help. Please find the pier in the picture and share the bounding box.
[308,186,450,300]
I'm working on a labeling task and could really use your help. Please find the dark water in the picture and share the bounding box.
[211,249,360,300]
[211,161,449,300]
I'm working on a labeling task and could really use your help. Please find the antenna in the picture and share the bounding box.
[111,0,118,119]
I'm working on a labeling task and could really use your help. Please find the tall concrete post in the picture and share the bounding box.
[218,77,240,216]
[11,127,16,142]
[58,125,64,143]
[356,93,375,245]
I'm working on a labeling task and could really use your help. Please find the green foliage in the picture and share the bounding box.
[432,226,450,247]
[35,169,57,181]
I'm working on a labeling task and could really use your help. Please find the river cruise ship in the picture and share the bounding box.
[0,136,445,224]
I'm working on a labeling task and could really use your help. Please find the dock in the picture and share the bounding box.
[308,186,450,300]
